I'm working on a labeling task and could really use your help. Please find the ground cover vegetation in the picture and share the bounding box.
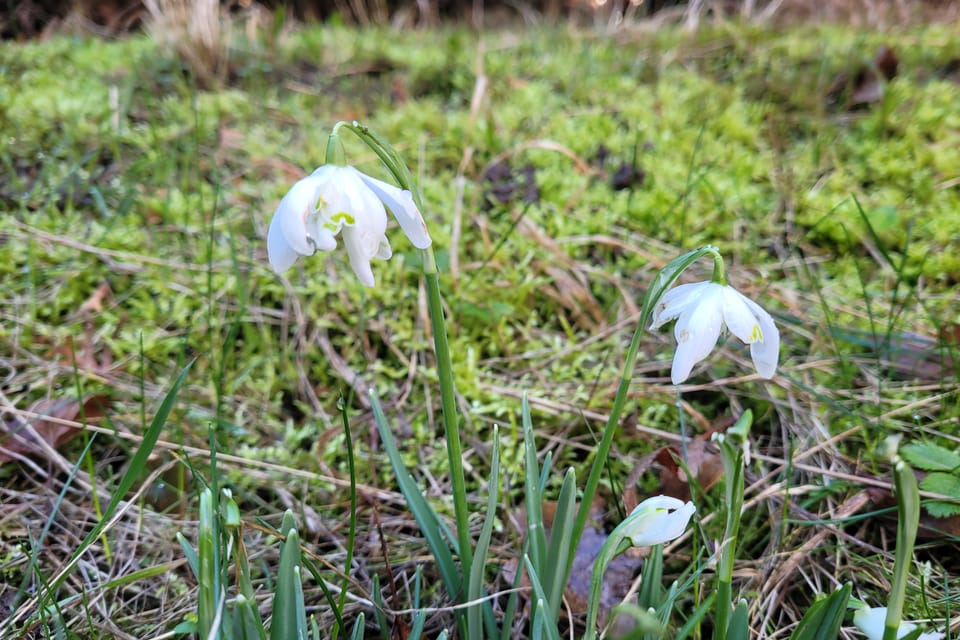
[0,7,958,639]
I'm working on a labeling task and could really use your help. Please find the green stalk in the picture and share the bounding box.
[566,246,721,575]
[883,453,920,640]
[422,246,474,586]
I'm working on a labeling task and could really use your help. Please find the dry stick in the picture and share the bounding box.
[762,490,873,588]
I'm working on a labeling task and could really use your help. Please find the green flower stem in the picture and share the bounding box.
[567,319,645,575]
[566,245,721,577]
[709,247,726,285]
[422,245,474,584]
[883,454,920,640]
[582,524,634,640]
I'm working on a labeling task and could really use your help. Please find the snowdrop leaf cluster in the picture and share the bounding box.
[267,165,431,286]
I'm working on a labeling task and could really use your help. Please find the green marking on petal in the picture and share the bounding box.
[322,222,338,231]
[750,324,763,342]
[330,211,355,225]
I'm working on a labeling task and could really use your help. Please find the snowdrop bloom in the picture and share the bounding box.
[622,496,696,547]
[267,165,431,286]
[853,606,945,640]
[650,281,779,385]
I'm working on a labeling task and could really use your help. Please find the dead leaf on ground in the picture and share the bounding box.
[78,281,112,315]
[827,44,899,109]
[506,497,645,637]
[42,323,115,374]
[0,395,109,463]
[623,428,727,508]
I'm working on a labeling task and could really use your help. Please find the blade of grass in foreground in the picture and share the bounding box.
[369,391,462,609]
[467,426,500,640]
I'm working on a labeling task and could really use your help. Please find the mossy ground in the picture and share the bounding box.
[0,16,958,638]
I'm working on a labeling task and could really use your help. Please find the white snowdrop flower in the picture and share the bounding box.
[622,496,696,547]
[267,165,431,286]
[650,281,779,385]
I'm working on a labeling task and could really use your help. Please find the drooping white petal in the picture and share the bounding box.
[719,287,762,344]
[650,282,713,330]
[342,224,389,288]
[671,286,723,384]
[272,176,323,257]
[741,295,780,379]
[266,213,300,273]
[303,217,338,252]
[623,496,696,547]
[358,172,433,249]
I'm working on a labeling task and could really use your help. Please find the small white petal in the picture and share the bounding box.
[719,287,762,344]
[359,173,433,249]
[741,296,780,379]
[273,176,323,257]
[671,287,723,384]
[266,213,300,273]
[853,606,887,640]
[650,282,713,330]
[342,225,388,288]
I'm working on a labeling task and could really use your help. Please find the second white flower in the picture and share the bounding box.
[650,281,779,384]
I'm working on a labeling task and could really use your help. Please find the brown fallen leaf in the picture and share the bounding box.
[827,44,899,109]
[506,497,644,637]
[78,281,112,315]
[0,395,109,463]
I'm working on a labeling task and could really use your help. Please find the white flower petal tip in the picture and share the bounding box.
[622,496,696,547]
[853,606,945,640]
[265,165,429,285]
[650,281,780,384]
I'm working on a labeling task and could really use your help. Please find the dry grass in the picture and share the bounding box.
[1,7,958,639]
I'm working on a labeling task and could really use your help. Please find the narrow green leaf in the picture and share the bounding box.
[523,557,562,640]
[408,611,426,640]
[543,468,576,622]
[350,613,366,640]
[271,520,306,640]
[60,360,194,595]
[176,532,199,580]
[726,600,750,640]
[371,574,390,640]
[197,488,218,637]
[234,594,268,640]
[370,392,461,600]
[522,394,547,575]
[788,583,851,640]
[468,427,500,640]
[637,545,663,611]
